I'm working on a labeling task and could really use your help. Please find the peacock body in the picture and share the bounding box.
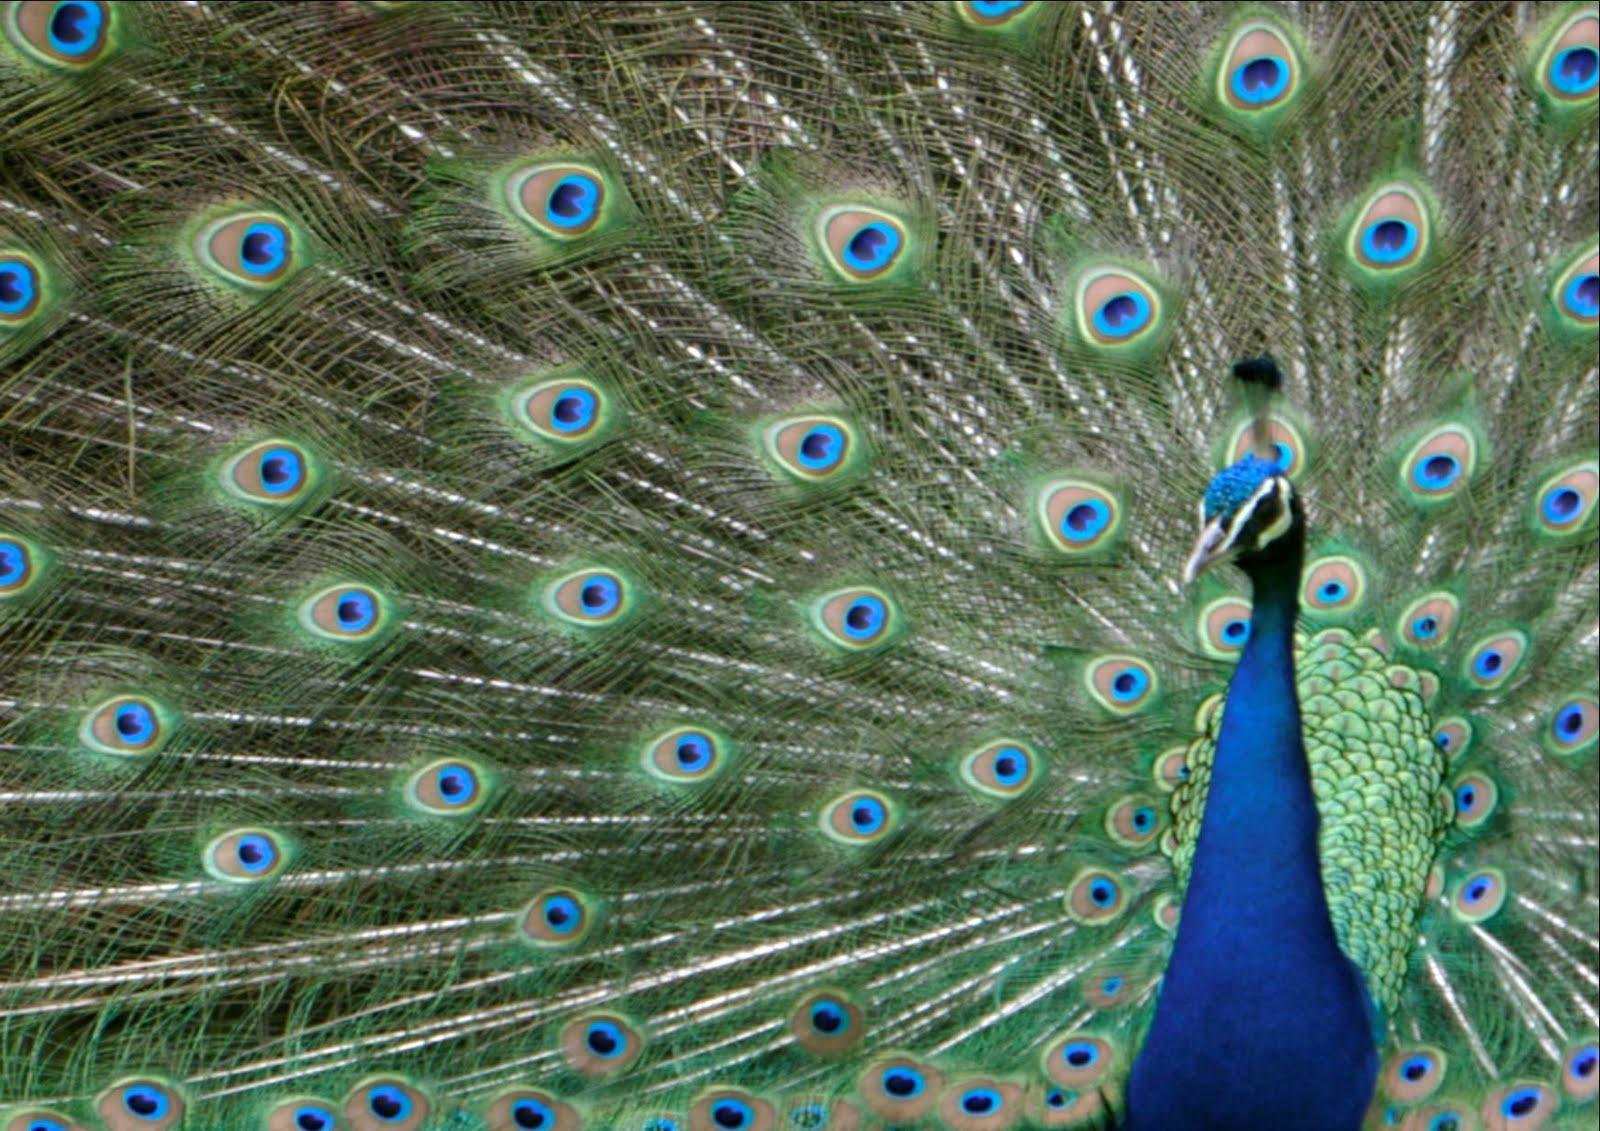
[0,2,1597,1129]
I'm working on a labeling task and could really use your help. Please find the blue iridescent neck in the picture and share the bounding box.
[1124,527,1378,1130]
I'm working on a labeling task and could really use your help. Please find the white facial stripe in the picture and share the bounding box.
[1254,480,1295,549]
[1212,476,1280,557]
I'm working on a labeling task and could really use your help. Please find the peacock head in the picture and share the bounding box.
[1184,453,1301,583]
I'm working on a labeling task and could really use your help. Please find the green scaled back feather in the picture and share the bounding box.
[0,2,1595,1128]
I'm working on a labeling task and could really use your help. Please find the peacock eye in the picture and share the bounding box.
[1490,1083,1556,1126]
[1452,773,1498,829]
[508,163,609,238]
[1548,697,1598,755]
[820,790,897,845]
[1037,479,1122,553]
[7,1110,77,1131]
[1042,1033,1115,1090]
[220,440,317,506]
[1397,592,1458,649]
[3,0,116,68]
[1400,423,1478,503]
[0,253,45,325]
[81,695,170,756]
[789,988,864,1057]
[692,1093,774,1131]
[405,758,488,816]
[1199,597,1253,657]
[1532,461,1597,536]
[957,1,1033,29]
[543,567,636,628]
[519,887,596,948]
[560,1013,644,1077]
[97,1078,184,1130]
[1302,556,1366,615]
[1085,655,1157,715]
[1450,867,1506,922]
[818,207,908,282]
[195,212,299,289]
[1463,630,1527,691]
[1219,22,1301,112]
[643,725,729,784]
[1563,1040,1599,1101]
[1075,267,1161,346]
[0,534,42,597]
[511,377,610,445]
[857,1056,941,1119]
[1380,1046,1446,1103]
[810,587,899,650]
[764,415,860,482]
[959,739,1039,799]
[1346,182,1432,280]
[1535,10,1599,104]
[299,583,391,642]
[1105,795,1163,849]
[265,1098,343,1131]
[203,828,289,882]
[1065,867,1127,924]
[1550,246,1599,328]
[943,1081,1018,1122]
[345,1078,432,1130]
[1228,415,1307,480]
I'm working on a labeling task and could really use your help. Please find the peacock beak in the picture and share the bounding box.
[1183,517,1235,584]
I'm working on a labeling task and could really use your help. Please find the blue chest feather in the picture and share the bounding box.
[1124,566,1378,1129]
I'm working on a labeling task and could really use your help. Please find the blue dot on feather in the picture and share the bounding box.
[992,746,1029,786]
[674,732,712,772]
[258,448,304,495]
[881,1066,925,1097]
[1090,880,1115,906]
[546,174,601,229]
[1501,1088,1543,1119]
[1319,580,1347,603]
[579,576,621,617]
[1565,273,1600,318]
[842,595,886,640]
[842,222,901,274]
[239,221,289,276]
[809,1000,848,1034]
[27,1119,68,1131]
[336,591,377,631]
[550,389,598,433]
[1542,485,1584,525]
[1231,55,1289,104]
[644,1121,679,1131]
[585,1020,625,1057]
[0,540,26,586]
[960,1088,1002,1115]
[115,701,155,745]
[712,1100,754,1130]
[236,833,277,874]
[0,259,37,315]
[1047,1088,1069,1108]
[1551,46,1599,95]
[797,424,845,472]
[293,1106,336,1131]
[970,0,1026,15]
[1110,666,1148,702]
[1063,1040,1099,1068]
[1361,219,1418,264]
[511,1098,554,1129]
[1571,1043,1598,1079]
[1427,1115,1461,1131]
[850,798,886,834]
[122,1087,170,1121]
[543,894,580,933]
[1472,648,1504,679]
[48,2,102,55]
[367,1085,411,1123]
[435,763,478,806]
[1061,498,1111,542]
[1092,290,1151,340]
[1413,453,1461,491]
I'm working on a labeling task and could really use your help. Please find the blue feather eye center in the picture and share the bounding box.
[882,1067,924,1097]
[368,1085,412,1122]
[1454,785,1475,811]
[580,576,620,615]
[1543,485,1583,523]
[1401,1055,1434,1081]
[1064,1040,1099,1067]
[293,1106,334,1130]
[550,389,597,433]
[850,798,886,833]
[674,732,712,771]
[1564,272,1600,317]
[1573,1044,1598,1077]
[28,1120,69,1131]
[434,763,477,805]
[239,221,289,276]
[1414,453,1461,490]
[1222,619,1249,643]
[235,833,276,872]
[1473,648,1503,677]
[48,1,102,54]
[992,747,1028,785]
[1414,615,1439,639]
[511,1099,554,1128]
[1090,880,1115,906]
[258,448,304,494]
[711,1100,753,1129]
[115,701,155,744]
[0,258,39,315]
[1062,498,1111,541]
[1362,219,1418,264]
[1552,46,1599,94]
[546,173,602,228]
[1110,666,1148,701]
[336,591,377,631]
[586,1020,625,1056]
[960,1088,1001,1114]
[842,595,886,639]
[842,221,901,274]
[1502,1088,1542,1118]
[809,1000,847,1033]
[543,894,580,932]
[797,424,845,471]
[1092,290,1151,340]
[1232,55,1289,103]
[122,1086,170,1120]
[970,0,1026,15]
[1319,581,1347,602]
[1465,878,1490,903]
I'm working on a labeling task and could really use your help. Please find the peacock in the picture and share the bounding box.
[1,1,1596,1128]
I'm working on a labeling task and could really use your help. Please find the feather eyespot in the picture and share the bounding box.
[690,1090,776,1131]
[344,1079,429,1131]
[220,440,318,506]
[764,415,861,483]
[1463,630,1527,691]
[1550,245,1599,330]
[1532,460,1598,536]
[0,251,48,326]
[1036,480,1121,554]
[957,1,1034,29]
[1302,556,1367,614]
[1432,716,1473,759]
[1074,267,1162,348]
[810,587,900,650]
[643,726,729,784]
[1083,966,1138,1010]
[1562,1039,1599,1100]
[1198,596,1252,657]
[508,163,611,239]
[818,207,909,283]
[1483,1083,1557,1130]
[1065,867,1127,924]
[1228,415,1307,480]
[938,1079,1022,1129]
[820,790,897,846]
[1346,182,1432,278]
[0,534,43,598]
[1534,10,1599,104]
[510,376,614,448]
[1397,592,1458,649]
[299,583,392,643]
[194,212,299,289]
[405,758,489,816]
[561,1014,643,1077]
[265,1098,342,1131]
[1042,1034,1115,1089]
[1450,867,1506,923]
[1401,424,1478,502]
[544,568,635,628]
[857,1056,940,1120]
[80,694,170,757]
[1152,893,1180,932]
[790,989,864,1057]
[959,740,1039,799]
[1547,696,1598,756]
[485,1089,579,1131]
[1104,795,1163,850]
[5,1110,84,1131]
[203,828,289,883]
[3,0,115,68]
[96,1079,184,1131]
[1218,21,1301,112]
[1085,655,1156,715]
[1381,1047,1447,1104]
[1152,746,1189,791]
[519,887,596,949]
[1451,773,1498,829]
